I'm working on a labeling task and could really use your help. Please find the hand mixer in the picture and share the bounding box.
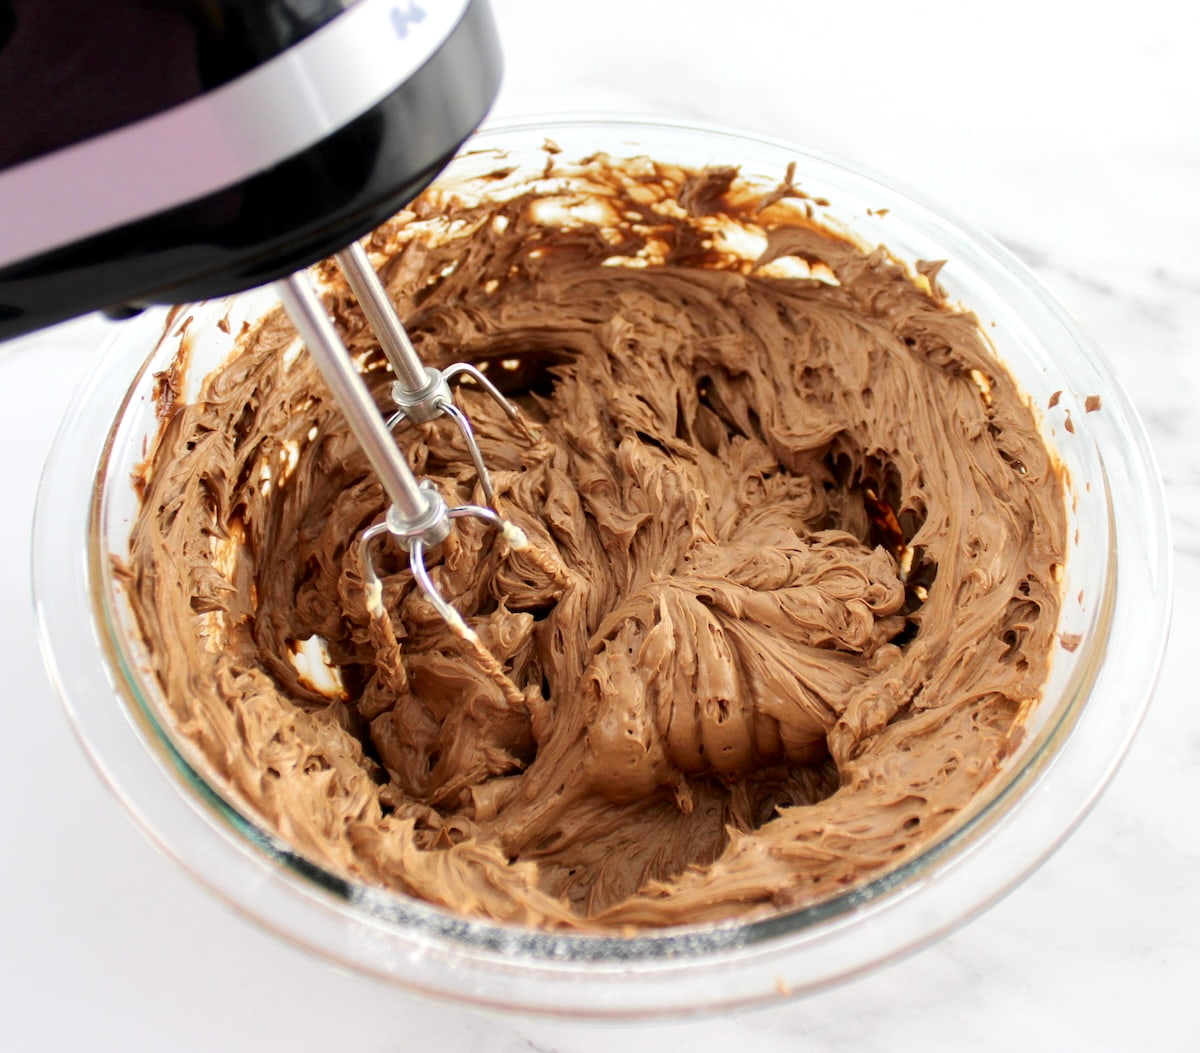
[0,0,535,660]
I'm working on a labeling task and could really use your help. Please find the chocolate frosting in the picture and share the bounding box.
[125,155,1065,929]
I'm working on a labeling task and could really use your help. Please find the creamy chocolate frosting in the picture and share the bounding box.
[125,154,1065,929]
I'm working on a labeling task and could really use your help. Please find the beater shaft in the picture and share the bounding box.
[332,240,525,506]
[334,241,430,395]
[275,273,439,532]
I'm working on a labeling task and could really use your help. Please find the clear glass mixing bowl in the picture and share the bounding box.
[33,117,1172,1018]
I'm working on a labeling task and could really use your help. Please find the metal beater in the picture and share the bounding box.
[273,247,537,680]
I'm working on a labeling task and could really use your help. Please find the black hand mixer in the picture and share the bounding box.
[0,0,542,660]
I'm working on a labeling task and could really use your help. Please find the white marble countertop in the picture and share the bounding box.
[2,1,1196,1048]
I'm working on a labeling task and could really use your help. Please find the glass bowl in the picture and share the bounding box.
[33,116,1172,1018]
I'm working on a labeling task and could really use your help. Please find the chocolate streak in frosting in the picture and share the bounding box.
[127,155,1066,930]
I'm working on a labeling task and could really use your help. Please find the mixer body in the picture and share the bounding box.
[0,0,501,339]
